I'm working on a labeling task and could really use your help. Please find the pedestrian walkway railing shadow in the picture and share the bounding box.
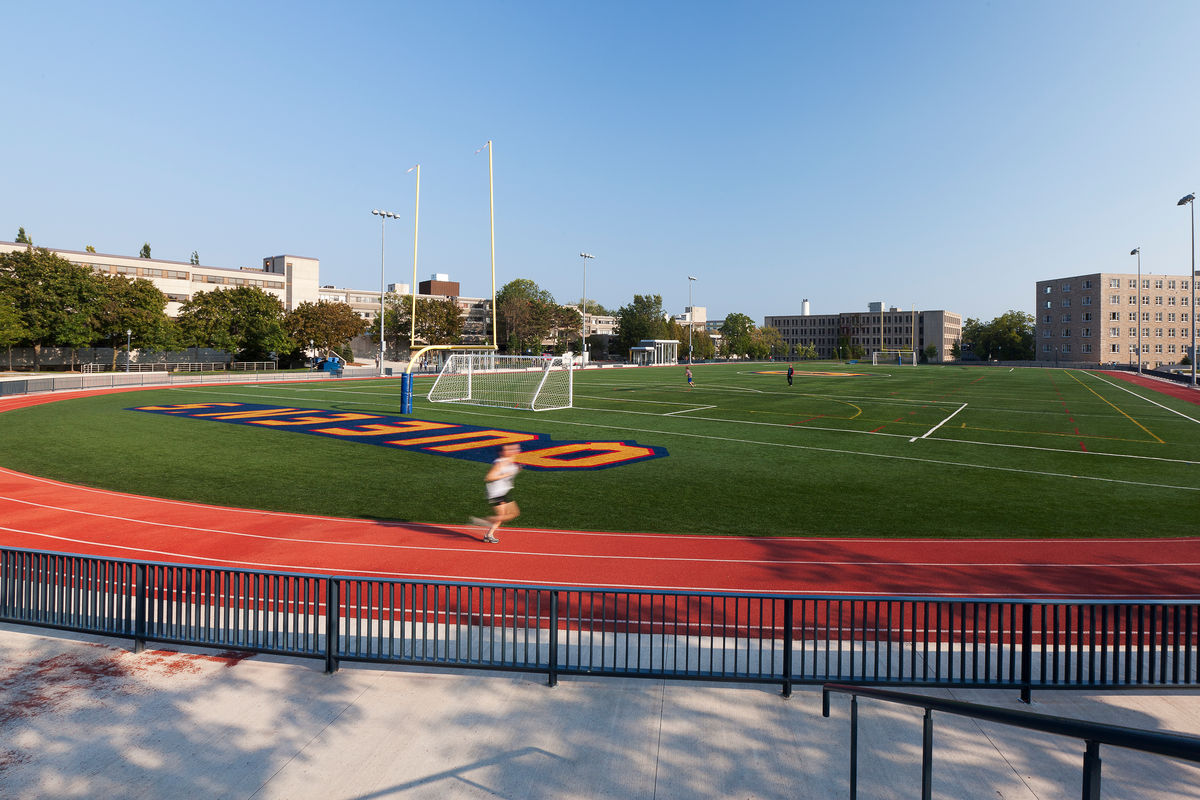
[346,746,569,799]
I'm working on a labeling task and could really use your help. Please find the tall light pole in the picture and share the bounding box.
[1180,193,1196,387]
[687,276,697,363]
[372,208,400,376]
[125,328,131,373]
[1131,247,1142,375]
[579,252,594,361]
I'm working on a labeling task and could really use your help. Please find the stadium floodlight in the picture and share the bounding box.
[580,252,595,361]
[1131,247,1142,375]
[125,329,132,373]
[687,276,697,363]
[1180,193,1196,387]
[372,208,402,376]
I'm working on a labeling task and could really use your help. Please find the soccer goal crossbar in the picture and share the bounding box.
[428,353,574,411]
[872,350,917,366]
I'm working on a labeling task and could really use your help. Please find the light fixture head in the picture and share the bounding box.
[579,252,594,259]
[372,209,380,215]
[1179,193,1195,206]
[1131,248,1139,256]
[688,275,697,280]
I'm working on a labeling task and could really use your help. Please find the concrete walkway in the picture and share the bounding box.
[2,624,1199,799]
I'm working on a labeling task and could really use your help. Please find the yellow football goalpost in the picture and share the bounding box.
[399,141,498,413]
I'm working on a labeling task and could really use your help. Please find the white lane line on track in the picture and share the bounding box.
[0,511,1193,569]
[1083,371,1200,425]
[5,465,1200,546]
[3,526,1196,598]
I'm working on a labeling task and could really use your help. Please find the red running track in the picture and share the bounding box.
[2,379,1199,599]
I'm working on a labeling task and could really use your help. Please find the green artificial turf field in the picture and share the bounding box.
[1,362,1197,537]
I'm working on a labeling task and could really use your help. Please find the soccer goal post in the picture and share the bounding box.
[872,350,917,366]
[427,353,574,411]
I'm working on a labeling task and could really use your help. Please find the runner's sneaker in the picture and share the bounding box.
[483,535,500,543]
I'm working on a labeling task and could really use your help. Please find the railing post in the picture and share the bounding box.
[133,563,147,653]
[921,707,933,800]
[1020,603,1034,704]
[849,695,858,800]
[324,577,340,674]
[548,590,559,687]
[782,598,794,698]
[1082,739,1102,800]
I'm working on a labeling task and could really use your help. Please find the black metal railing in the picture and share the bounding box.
[1,546,1198,698]
[821,682,1200,799]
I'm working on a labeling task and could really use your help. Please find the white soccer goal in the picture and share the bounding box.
[872,350,917,366]
[427,353,574,411]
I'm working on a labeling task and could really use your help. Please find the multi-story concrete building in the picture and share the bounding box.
[1034,272,1196,367]
[764,303,962,362]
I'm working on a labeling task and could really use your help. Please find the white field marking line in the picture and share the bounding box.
[434,407,1200,492]
[154,384,1200,469]
[1082,371,1200,425]
[920,435,1200,466]
[910,402,968,442]
[663,405,717,416]
[574,394,710,408]
[6,525,1198,598]
[5,503,1194,569]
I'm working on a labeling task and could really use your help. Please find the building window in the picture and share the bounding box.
[1082,296,1091,305]
[1045,301,1053,309]
[1169,297,1177,305]
[1110,327,1121,336]
[1043,314,1052,323]
[1082,312,1092,321]
[1155,328,1163,337]
[1062,329,1071,337]
[1143,279,1150,289]
[1128,279,1137,287]
[1156,344,1164,353]
[1109,295,1120,304]
[1042,329,1052,338]
[1043,344,1052,353]
[1083,280,1092,289]
[1129,328,1137,336]
[1156,296,1163,305]
[1156,312,1164,322]
[1062,344,1071,353]
[1169,328,1176,337]
[1043,286,1053,294]
[1109,278,1120,288]
[1110,343,1121,353]
[1169,344,1177,353]
[1129,296,1137,305]
[1061,282,1071,291]
[1061,314,1071,323]
[1061,299,1071,307]
[1109,311,1120,320]
[1082,328,1091,337]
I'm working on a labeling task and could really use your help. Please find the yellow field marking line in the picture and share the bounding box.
[957,424,1149,445]
[1064,370,1164,444]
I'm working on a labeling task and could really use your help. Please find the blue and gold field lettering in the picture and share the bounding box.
[131,403,668,471]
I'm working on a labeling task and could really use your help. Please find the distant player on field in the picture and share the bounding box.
[685,366,694,391]
[787,364,794,386]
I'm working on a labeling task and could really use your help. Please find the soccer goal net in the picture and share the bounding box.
[872,350,917,366]
[427,353,574,411]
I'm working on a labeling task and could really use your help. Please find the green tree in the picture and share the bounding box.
[285,300,369,357]
[190,251,200,265]
[950,338,962,360]
[962,311,1035,361]
[85,245,96,253]
[0,291,29,370]
[139,243,152,259]
[923,344,938,363]
[496,278,557,354]
[690,330,716,360]
[414,296,465,345]
[719,312,756,357]
[14,227,31,244]
[176,286,290,361]
[94,274,173,369]
[614,294,668,356]
[0,247,103,370]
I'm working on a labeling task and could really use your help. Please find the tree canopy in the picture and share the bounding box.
[614,294,668,355]
[718,313,756,357]
[961,310,1035,361]
[285,300,369,356]
[176,286,291,360]
[496,278,558,354]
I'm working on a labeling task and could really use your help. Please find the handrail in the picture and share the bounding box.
[822,682,1200,799]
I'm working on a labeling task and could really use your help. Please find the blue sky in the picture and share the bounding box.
[3,1,1198,324]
